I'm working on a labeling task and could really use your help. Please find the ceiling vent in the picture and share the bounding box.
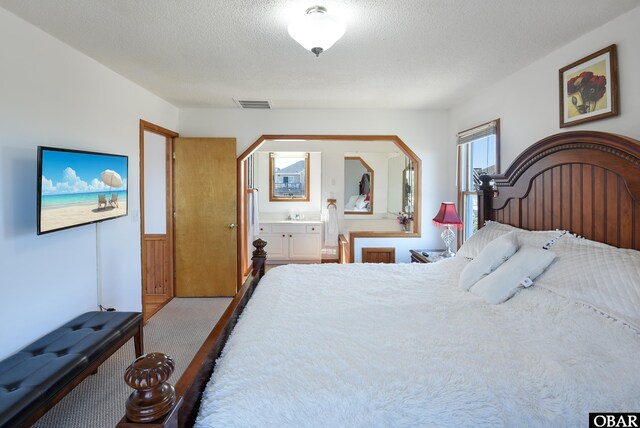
[234,99,272,109]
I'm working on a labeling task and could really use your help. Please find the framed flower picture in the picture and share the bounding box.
[559,44,619,128]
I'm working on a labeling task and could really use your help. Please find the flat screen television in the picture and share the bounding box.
[37,146,128,235]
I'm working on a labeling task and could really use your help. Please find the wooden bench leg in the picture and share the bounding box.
[134,323,144,358]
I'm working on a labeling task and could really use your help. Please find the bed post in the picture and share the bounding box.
[117,353,181,428]
[118,239,268,428]
[477,174,494,229]
[251,238,267,277]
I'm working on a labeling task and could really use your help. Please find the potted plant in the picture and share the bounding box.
[397,211,413,232]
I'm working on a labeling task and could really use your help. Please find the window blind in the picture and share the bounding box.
[457,121,498,145]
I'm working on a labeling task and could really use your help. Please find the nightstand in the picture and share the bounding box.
[410,249,447,264]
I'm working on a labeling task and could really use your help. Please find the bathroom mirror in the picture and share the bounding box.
[344,157,373,214]
[403,163,415,217]
[388,154,414,230]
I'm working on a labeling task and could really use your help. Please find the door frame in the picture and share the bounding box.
[139,120,179,321]
[237,135,422,283]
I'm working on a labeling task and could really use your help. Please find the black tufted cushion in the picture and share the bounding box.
[0,311,142,428]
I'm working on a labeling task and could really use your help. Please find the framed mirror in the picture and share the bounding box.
[403,164,414,218]
[344,157,373,214]
[387,155,414,232]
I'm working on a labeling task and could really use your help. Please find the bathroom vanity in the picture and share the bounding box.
[257,221,323,263]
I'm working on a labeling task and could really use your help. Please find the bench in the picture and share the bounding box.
[0,311,143,428]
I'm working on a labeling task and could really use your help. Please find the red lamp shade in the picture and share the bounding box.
[432,202,463,229]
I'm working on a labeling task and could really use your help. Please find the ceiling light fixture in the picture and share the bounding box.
[288,6,345,57]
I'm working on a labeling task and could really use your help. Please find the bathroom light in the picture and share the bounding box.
[288,6,346,57]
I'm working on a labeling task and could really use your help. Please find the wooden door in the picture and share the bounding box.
[174,138,237,297]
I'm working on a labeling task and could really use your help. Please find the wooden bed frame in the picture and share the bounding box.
[477,131,640,250]
[118,130,640,427]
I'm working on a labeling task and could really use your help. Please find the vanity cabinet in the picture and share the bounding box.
[258,222,322,263]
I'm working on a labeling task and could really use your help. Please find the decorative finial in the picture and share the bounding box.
[124,353,176,423]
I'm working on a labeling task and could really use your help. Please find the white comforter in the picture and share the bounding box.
[196,259,640,427]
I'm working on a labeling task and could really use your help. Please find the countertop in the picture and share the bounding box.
[260,220,323,225]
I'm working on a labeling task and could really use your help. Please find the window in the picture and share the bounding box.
[269,152,310,201]
[457,120,500,242]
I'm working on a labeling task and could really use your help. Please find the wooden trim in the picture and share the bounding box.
[139,120,178,322]
[268,153,311,202]
[140,120,179,138]
[559,44,619,128]
[237,155,244,291]
[237,135,422,283]
[457,148,461,249]
[141,234,171,320]
[344,156,374,215]
[144,294,172,320]
[495,118,501,175]
[338,234,350,264]
[173,260,265,427]
[362,247,396,263]
[242,161,250,278]
[348,231,419,263]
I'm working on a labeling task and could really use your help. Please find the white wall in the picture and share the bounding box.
[450,6,640,168]
[179,109,454,261]
[0,8,178,359]
[143,131,168,234]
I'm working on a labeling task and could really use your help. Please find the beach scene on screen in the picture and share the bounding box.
[40,149,127,232]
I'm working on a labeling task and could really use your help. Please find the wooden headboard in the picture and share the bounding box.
[478,131,640,250]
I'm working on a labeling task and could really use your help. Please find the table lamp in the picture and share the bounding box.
[432,202,463,257]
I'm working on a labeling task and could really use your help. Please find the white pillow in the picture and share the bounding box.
[457,221,564,259]
[470,246,557,304]
[459,231,518,291]
[355,195,368,209]
[535,234,640,330]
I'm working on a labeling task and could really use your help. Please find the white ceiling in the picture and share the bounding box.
[1,0,638,109]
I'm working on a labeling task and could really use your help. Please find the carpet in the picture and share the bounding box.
[34,297,231,428]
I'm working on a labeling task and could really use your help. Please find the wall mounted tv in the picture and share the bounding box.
[37,146,128,235]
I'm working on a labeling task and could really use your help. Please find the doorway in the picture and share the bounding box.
[237,135,422,278]
[139,120,178,321]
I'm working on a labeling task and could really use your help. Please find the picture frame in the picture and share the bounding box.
[559,44,618,128]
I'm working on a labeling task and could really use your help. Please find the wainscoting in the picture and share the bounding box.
[142,234,172,319]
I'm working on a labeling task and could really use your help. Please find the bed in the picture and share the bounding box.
[118,130,640,427]
[344,194,370,212]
